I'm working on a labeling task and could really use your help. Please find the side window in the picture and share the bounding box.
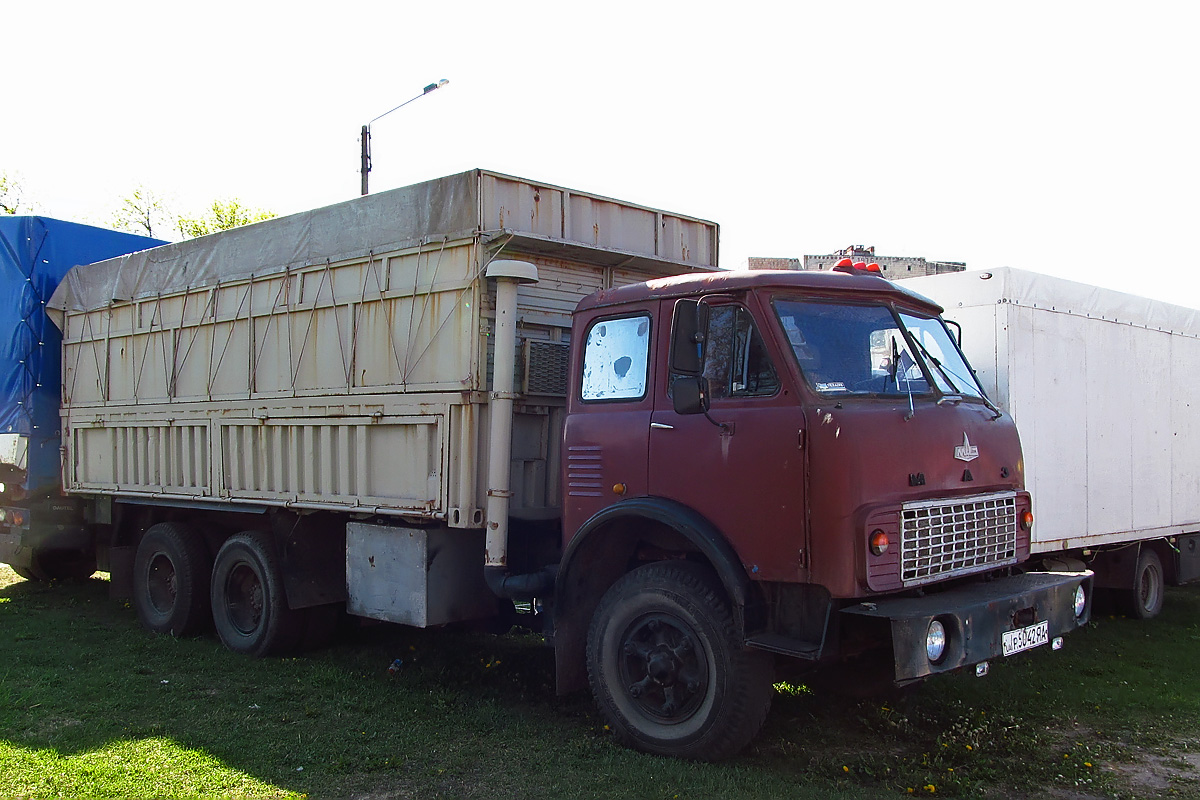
[673,305,778,400]
[580,315,651,401]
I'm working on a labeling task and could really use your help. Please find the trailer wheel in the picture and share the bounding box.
[586,561,773,760]
[210,532,303,656]
[133,523,212,636]
[1129,547,1165,620]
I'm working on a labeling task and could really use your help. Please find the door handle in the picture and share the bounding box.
[651,422,674,430]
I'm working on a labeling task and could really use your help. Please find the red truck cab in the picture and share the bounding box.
[553,266,1091,759]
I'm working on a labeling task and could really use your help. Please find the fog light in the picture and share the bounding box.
[926,619,947,663]
[1073,585,1087,618]
[975,661,990,677]
[1052,637,1065,651]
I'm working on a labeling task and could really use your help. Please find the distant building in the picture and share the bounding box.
[749,245,965,277]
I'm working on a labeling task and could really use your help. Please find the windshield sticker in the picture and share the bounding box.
[815,382,848,393]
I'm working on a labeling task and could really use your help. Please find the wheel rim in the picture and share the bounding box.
[146,553,178,614]
[616,612,709,724]
[1139,564,1161,612]
[225,562,265,635]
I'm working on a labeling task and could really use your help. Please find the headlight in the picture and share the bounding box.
[1073,585,1087,618]
[926,619,947,663]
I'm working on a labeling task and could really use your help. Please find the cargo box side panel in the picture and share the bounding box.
[61,240,483,409]
[1020,305,1090,547]
[1081,309,1136,539]
[1130,326,1175,531]
[218,415,444,514]
[479,171,718,270]
[71,422,212,496]
[1172,333,1200,528]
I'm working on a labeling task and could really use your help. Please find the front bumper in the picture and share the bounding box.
[842,570,1092,683]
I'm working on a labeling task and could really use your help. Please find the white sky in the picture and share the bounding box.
[5,1,1199,308]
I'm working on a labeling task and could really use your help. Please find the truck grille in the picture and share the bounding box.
[900,491,1018,587]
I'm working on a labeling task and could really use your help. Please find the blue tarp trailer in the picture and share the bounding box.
[0,217,162,578]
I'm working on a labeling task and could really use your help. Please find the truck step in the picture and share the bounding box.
[745,633,822,659]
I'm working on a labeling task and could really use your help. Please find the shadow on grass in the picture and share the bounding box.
[4,570,1200,799]
[0,572,860,799]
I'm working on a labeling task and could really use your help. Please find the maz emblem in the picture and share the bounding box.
[954,433,979,462]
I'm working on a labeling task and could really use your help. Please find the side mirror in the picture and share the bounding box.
[670,299,709,375]
[945,319,963,347]
[672,375,710,416]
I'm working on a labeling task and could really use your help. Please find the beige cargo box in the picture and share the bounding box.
[49,169,718,528]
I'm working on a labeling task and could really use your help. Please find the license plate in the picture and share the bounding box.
[1002,620,1049,656]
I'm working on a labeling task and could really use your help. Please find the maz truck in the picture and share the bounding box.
[0,170,1090,760]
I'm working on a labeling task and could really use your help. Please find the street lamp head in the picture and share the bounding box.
[361,78,451,196]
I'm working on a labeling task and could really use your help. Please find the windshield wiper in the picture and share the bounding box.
[908,335,1003,420]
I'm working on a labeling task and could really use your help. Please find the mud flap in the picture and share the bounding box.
[841,570,1092,684]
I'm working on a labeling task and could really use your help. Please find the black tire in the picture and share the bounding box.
[210,531,303,656]
[133,523,212,636]
[1128,547,1165,620]
[586,561,774,760]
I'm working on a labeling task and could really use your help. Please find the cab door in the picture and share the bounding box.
[562,306,657,543]
[647,299,809,583]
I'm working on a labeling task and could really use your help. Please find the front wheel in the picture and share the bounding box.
[586,561,773,760]
[211,532,303,656]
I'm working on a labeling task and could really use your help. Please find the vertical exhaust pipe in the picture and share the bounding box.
[481,260,551,598]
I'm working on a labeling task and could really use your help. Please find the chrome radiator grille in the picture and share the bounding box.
[900,491,1018,587]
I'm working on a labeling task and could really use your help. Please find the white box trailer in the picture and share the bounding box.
[905,267,1200,616]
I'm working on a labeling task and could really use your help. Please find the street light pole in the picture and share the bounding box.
[360,79,449,196]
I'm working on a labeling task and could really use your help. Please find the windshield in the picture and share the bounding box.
[897,311,985,399]
[772,299,984,399]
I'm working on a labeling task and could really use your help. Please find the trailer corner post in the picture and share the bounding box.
[483,260,539,574]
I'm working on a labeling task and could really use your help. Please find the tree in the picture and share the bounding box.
[177,199,276,239]
[112,186,176,239]
[0,171,32,215]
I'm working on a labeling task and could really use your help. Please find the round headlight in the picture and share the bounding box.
[1073,585,1087,618]
[926,619,947,663]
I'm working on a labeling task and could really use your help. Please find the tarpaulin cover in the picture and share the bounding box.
[0,217,162,488]
[48,170,480,317]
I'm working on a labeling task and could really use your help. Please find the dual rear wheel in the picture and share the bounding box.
[132,524,336,655]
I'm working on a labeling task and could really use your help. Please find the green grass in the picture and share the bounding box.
[2,565,1199,799]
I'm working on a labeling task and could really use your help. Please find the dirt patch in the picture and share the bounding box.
[1105,749,1200,798]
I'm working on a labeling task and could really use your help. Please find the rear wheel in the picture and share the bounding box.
[211,532,303,656]
[133,522,212,636]
[586,561,774,760]
[1128,548,1164,620]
